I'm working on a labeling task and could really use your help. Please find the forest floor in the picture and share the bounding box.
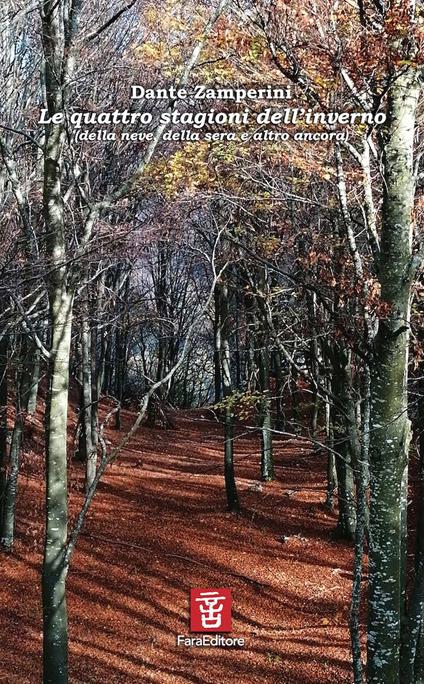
[0,400,357,683]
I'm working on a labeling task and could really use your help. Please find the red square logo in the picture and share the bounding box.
[190,588,232,632]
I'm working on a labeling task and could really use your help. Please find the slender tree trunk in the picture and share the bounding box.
[1,369,24,551]
[258,345,274,481]
[350,449,367,684]
[90,322,99,452]
[290,361,301,433]
[308,293,320,437]
[274,349,285,432]
[21,337,41,414]
[224,405,238,509]
[220,281,239,512]
[244,292,257,392]
[256,268,274,481]
[0,334,8,519]
[26,347,40,415]
[214,284,222,403]
[102,330,113,395]
[97,327,108,397]
[332,347,356,540]
[115,270,130,430]
[325,376,337,510]
[114,329,125,429]
[80,314,96,493]
[234,294,242,390]
[350,366,371,683]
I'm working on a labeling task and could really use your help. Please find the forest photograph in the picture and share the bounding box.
[1,0,424,682]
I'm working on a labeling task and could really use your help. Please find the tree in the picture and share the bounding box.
[368,45,421,684]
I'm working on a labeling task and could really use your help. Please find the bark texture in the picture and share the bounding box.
[367,67,420,684]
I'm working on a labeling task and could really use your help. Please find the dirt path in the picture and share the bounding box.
[0,407,354,683]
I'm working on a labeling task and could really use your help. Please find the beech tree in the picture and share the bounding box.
[369,29,421,684]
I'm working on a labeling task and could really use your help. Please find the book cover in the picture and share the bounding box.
[0,1,423,683]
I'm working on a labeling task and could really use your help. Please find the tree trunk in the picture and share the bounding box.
[325,376,337,510]
[308,292,320,437]
[274,349,285,432]
[258,345,274,482]
[0,334,8,519]
[21,338,41,414]
[249,267,274,480]
[42,290,73,684]
[214,284,222,403]
[114,269,130,429]
[350,366,370,684]
[80,314,96,493]
[90,321,99,452]
[41,1,75,674]
[1,371,24,551]
[332,347,356,540]
[290,361,301,433]
[368,67,420,684]
[102,330,113,395]
[220,281,239,512]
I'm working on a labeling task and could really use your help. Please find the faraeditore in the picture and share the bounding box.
[176,635,245,647]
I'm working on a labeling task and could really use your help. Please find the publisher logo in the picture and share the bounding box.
[190,588,232,632]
